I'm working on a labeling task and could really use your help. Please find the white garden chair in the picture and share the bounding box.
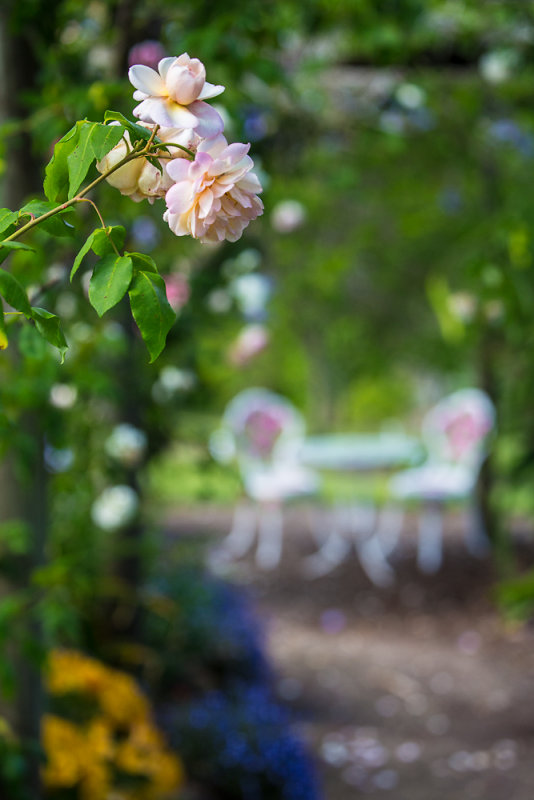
[389,388,496,573]
[209,388,320,569]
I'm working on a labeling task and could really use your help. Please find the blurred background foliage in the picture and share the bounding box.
[1,0,534,622]
[2,0,534,795]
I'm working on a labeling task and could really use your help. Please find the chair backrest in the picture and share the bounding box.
[210,388,305,468]
[421,388,495,470]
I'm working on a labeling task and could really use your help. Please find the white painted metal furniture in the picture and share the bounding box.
[298,432,422,585]
[389,388,496,573]
[209,388,320,569]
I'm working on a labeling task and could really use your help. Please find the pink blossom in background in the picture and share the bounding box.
[163,273,190,312]
[128,41,167,71]
[164,135,263,243]
[228,324,269,367]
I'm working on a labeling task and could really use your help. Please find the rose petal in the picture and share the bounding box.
[198,188,214,218]
[165,158,192,182]
[175,53,191,66]
[158,56,177,79]
[134,97,199,128]
[188,100,224,138]
[198,134,228,156]
[197,81,225,101]
[166,181,195,214]
[238,172,263,193]
[128,64,166,96]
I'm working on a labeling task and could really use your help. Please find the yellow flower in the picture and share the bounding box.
[98,672,150,726]
[46,650,109,696]
[41,715,86,788]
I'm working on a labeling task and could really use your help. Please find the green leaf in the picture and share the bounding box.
[0,270,32,317]
[66,122,99,199]
[43,123,81,203]
[89,123,125,160]
[70,226,126,281]
[92,225,125,256]
[71,231,98,281]
[146,155,163,174]
[67,120,125,199]
[126,251,158,274]
[31,307,67,362]
[0,209,17,236]
[19,200,75,238]
[104,111,152,143]
[128,271,176,362]
[89,255,133,317]
[0,241,36,266]
[0,304,7,350]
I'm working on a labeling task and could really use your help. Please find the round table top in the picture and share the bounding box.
[298,432,424,471]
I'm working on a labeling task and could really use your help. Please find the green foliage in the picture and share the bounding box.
[128,269,176,362]
[66,120,125,198]
[18,200,75,238]
[89,254,133,317]
[0,242,35,266]
[0,270,31,318]
[497,570,534,621]
[30,307,68,362]
[0,210,18,236]
[43,122,80,203]
[103,111,153,142]
[70,225,126,279]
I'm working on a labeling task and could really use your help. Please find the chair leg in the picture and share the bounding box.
[301,505,352,578]
[465,497,491,558]
[256,503,284,570]
[221,502,258,558]
[373,504,404,557]
[356,533,395,588]
[417,503,443,573]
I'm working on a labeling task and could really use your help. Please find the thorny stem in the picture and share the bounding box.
[0,134,193,247]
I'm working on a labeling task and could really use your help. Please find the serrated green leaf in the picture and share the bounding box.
[126,251,158,274]
[0,209,17,236]
[0,241,36,266]
[0,304,7,350]
[43,122,81,203]
[66,121,126,199]
[0,270,32,317]
[89,123,125,160]
[66,122,99,199]
[89,255,133,317]
[31,307,67,362]
[104,111,152,143]
[92,225,126,256]
[71,231,98,281]
[19,200,75,238]
[129,271,176,362]
[70,226,126,281]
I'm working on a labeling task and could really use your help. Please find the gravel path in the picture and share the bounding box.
[168,506,534,799]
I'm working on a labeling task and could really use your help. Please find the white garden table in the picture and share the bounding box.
[297,433,423,585]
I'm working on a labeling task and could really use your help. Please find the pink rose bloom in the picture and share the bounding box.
[129,53,225,138]
[163,135,263,243]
